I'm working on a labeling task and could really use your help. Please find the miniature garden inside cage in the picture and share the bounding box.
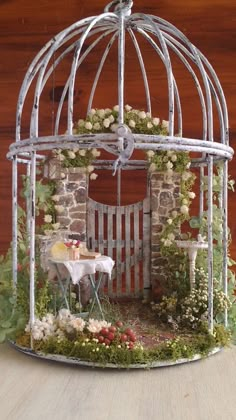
[1,0,236,368]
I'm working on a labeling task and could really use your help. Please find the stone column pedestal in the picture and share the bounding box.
[150,172,181,300]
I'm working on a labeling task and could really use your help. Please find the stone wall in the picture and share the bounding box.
[54,168,88,241]
[150,172,181,299]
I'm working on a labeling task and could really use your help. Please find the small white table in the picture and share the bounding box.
[49,256,115,319]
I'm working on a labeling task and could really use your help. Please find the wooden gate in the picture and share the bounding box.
[87,197,151,298]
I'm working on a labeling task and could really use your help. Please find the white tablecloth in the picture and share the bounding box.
[50,256,115,285]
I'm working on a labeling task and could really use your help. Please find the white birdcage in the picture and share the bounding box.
[7,0,234,365]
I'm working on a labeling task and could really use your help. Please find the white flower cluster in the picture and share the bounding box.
[52,148,100,181]
[74,105,168,136]
[25,309,112,342]
[181,268,231,329]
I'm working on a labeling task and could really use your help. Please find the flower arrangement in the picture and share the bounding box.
[52,148,100,180]
[73,104,169,136]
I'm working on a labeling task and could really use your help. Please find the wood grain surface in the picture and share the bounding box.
[0,0,235,258]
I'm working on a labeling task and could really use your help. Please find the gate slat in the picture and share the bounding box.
[98,203,104,255]
[116,206,122,296]
[107,206,113,296]
[125,205,131,295]
[134,203,140,296]
[87,198,96,250]
[143,197,151,298]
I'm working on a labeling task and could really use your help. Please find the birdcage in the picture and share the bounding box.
[7,0,234,368]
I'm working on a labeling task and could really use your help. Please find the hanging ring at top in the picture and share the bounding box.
[104,0,133,16]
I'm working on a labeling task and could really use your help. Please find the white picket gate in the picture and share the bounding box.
[87,197,151,298]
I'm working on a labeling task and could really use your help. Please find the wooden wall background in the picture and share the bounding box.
[0,0,236,258]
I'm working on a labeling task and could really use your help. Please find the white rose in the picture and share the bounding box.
[67,150,76,159]
[105,108,112,114]
[52,223,60,230]
[147,122,153,129]
[91,148,101,157]
[129,119,136,128]
[164,239,172,247]
[44,214,52,223]
[188,191,196,199]
[78,119,84,127]
[168,233,175,241]
[125,104,132,111]
[146,150,155,158]
[167,219,173,225]
[171,154,177,162]
[180,205,189,215]
[139,111,146,119]
[162,120,169,130]
[85,121,93,130]
[182,198,188,205]
[172,210,178,218]
[152,117,160,126]
[88,108,96,116]
[60,172,66,179]
[146,112,151,118]
[182,171,192,181]
[93,122,101,130]
[108,114,115,123]
[113,105,119,112]
[90,173,98,180]
[97,109,105,118]
[103,118,111,128]
[166,161,173,169]
[111,123,118,132]
[87,165,94,173]
[79,149,86,156]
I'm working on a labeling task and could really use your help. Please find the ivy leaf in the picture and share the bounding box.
[189,217,200,229]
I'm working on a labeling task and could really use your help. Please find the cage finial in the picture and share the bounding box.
[104,0,133,16]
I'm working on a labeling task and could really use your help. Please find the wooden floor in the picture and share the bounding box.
[0,344,235,420]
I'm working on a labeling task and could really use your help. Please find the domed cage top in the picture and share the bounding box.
[7,0,234,337]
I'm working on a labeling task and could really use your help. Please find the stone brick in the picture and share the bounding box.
[69,204,86,213]
[66,182,80,192]
[70,212,86,220]
[74,187,87,203]
[152,224,163,233]
[158,206,167,216]
[159,191,173,207]
[70,219,86,233]
[58,194,74,207]
[57,217,71,228]
[151,173,165,182]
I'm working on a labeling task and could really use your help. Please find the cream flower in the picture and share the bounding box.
[54,205,64,214]
[70,318,86,332]
[105,108,112,114]
[188,191,196,199]
[87,165,94,173]
[139,111,146,119]
[85,121,93,130]
[93,122,101,130]
[166,161,173,169]
[52,223,60,230]
[113,105,119,112]
[125,104,132,111]
[103,118,111,128]
[79,149,86,156]
[57,153,65,162]
[78,119,84,127]
[44,214,52,223]
[172,210,178,218]
[182,198,188,205]
[167,218,173,225]
[162,120,169,130]
[171,154,177,162]
[152,117,160,126]
[67,150,76,159]
[97,109,105,118]
[168,233,175,241]
[180,205,189,215]
[129,119,136,128]
[146,150,155,158]
[90,173,98,180]
[111,123,118,132]
[88,108,96,116]
[182,171,192,181]
[91,148,101,157]
[61,172,66,179]
[109,114,115,123]
[147,122,153,129]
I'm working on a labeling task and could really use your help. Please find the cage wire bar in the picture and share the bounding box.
[7,0,234,335]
